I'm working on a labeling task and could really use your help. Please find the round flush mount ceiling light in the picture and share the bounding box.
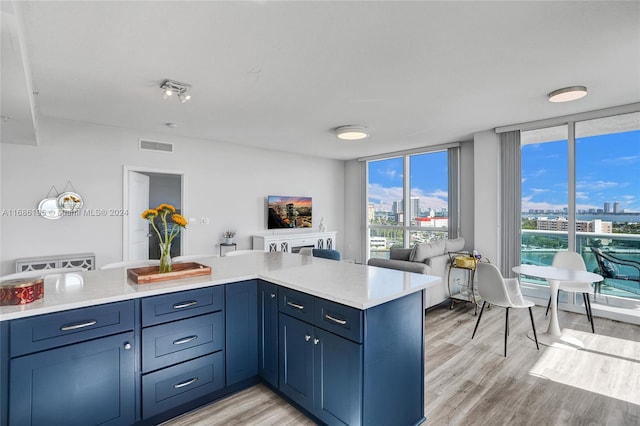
[335,125,369,140]
[548,86,588,103]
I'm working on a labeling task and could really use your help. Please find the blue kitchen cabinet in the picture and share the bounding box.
[257,280,278,387]
[279,287,424,426]
[8,301,136,426]
[279,289,364,426]
[225,280,258,385]
[279,312,315,409]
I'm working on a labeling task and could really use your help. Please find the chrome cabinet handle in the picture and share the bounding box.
[124,342,132,350]
[60,320,97,331]
[314,338,320,345]
[305,335,311,341]
[270,293,276,298]
[173,335,198,345]
[325,314,347,325]
[173,377,198,389]
[173,300,198,309]
[287,301,304,310]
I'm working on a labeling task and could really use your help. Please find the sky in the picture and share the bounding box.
[368,151,448,212]
[368,128,639,215]
[522,129,640,213]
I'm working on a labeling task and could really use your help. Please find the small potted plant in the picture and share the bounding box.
[223,229,236,244]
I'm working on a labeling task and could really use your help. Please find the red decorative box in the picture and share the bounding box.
[0,278,44,305]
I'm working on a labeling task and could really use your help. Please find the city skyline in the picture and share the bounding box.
[368,152,448,213]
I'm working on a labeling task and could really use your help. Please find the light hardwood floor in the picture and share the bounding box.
[162,303,640,426]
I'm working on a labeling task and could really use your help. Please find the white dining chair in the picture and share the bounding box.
[546,251,595,333]
[172,254,217,262]
[99,259,160,270]
[471,262,539,357]
[298,247,313,256]
[1,267,85,281]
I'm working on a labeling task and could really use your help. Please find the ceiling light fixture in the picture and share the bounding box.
[160,79,192,103]
[335,125,369,140]
[548,86,587,103]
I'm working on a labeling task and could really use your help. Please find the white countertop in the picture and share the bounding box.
[0,252,440,321]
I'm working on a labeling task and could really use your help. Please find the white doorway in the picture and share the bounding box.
[123,167,185,261]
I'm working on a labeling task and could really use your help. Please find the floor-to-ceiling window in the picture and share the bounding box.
[367,150,450,260]
[520,111,640,316]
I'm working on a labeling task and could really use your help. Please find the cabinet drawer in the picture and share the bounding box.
[279,287,314,323]
[142,312,224,373]
[142,351,225,419]
[142,286,223,326]
[315,298,363,343]
[10,300,134,357]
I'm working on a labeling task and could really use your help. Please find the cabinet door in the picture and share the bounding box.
[9,331,135,426]
[258,281,278,387]
[226,280,258,385]
[314,327,363,426]
[279,313,314,409]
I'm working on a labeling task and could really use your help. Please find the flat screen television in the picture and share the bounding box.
[267,195,312,229]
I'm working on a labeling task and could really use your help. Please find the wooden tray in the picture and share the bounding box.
[127,262,212,284]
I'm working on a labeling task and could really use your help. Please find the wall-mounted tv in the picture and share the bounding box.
[267,196,312,229]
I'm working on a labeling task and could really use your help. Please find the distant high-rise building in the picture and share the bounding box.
[613,202,620,213]
[604,202,611,213]
[410,197,419,222]
[392,200,403,214]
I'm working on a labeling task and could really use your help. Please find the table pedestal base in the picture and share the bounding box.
[527,331,584,349]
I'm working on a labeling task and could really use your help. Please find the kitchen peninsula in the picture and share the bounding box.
[0,252,439,426]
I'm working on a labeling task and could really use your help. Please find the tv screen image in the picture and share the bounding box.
[267,196,312,229]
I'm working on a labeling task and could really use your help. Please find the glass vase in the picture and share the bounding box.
[159,242,172,273]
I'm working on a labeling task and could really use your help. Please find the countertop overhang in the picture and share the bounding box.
[0,252,440,321]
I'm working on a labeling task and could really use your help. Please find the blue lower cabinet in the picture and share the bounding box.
[258,281,278,387]
[225,280,258,385]
[9,331,135,426]
[279,313,363,426]
[279,313,315,409]
[142,312,224,373]
[142,351,225,419]
[314,328,363,426]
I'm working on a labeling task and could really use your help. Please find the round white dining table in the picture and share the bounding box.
[512,265,602,346]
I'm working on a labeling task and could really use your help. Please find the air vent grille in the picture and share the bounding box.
[139,139,173,153]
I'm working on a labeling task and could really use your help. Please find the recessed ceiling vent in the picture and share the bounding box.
[139,139,173,153]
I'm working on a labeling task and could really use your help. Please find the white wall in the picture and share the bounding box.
[0,117,344,274]
[472,130,500,266]
[343,160,364,263]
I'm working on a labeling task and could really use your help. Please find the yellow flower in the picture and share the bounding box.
[172,214,188,228]
[155,203,176,214]
[141,209,158,220]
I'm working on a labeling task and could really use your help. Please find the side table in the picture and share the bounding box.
[447,251,486,314]
[220,243,237,257]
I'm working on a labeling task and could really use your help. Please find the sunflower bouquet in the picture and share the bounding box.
[141,204,188,273]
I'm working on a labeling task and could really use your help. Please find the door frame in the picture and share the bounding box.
[123,166,186,261]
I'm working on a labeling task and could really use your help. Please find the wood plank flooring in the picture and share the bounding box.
[162,303,640,426]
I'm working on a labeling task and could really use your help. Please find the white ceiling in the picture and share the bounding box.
[2,1,639,160]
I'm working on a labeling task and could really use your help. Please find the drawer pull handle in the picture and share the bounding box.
[270,293,276,299]
[60,320,97,331]
[173,377,198,389]
[173,335,198,345]
[325,314,347,325]
[287,301,304,310]
[173,301,198,309]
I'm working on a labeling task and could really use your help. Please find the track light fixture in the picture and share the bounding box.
[160,79,192,103]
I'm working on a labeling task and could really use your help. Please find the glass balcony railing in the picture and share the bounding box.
[521,229,640,301]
